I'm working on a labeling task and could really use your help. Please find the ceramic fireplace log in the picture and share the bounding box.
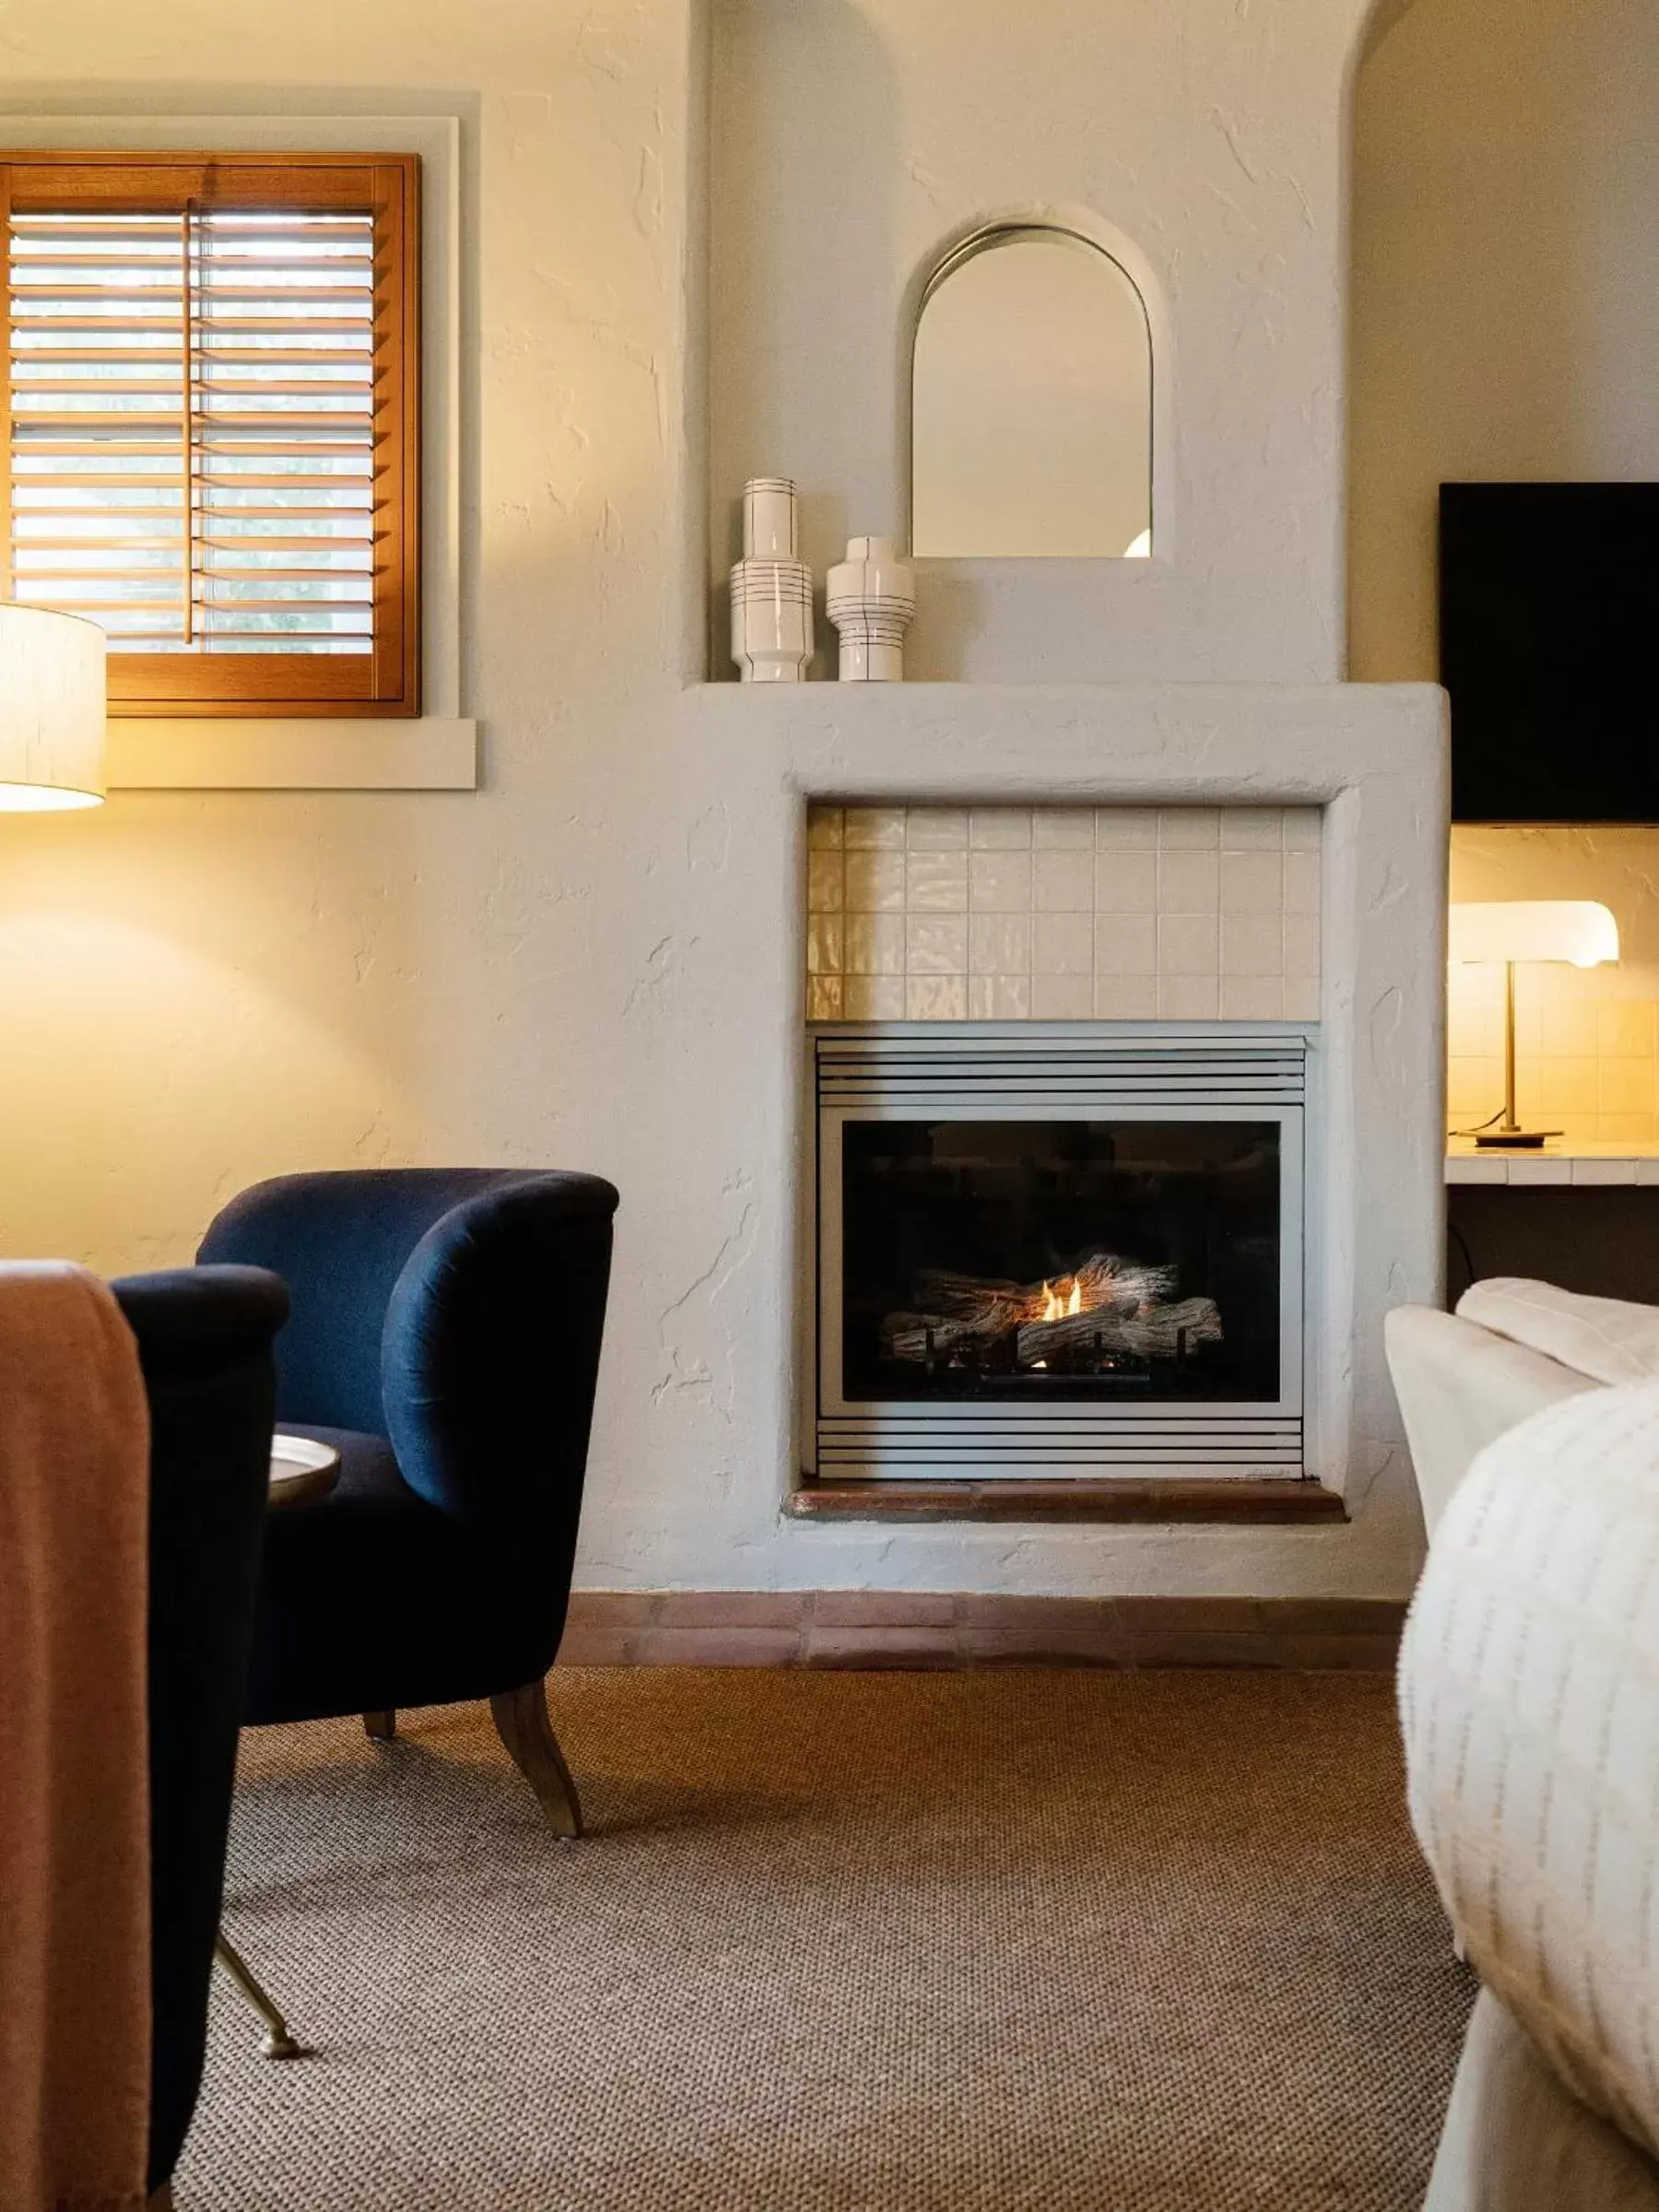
[1014,1297,1223,1366]
[879,1312,990,1362]
[880,1293,1222,1367]
[913,1255,1179,1325]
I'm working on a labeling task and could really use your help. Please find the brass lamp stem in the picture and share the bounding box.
[1500,959,1519,1135]
[1474,959,1559,1147]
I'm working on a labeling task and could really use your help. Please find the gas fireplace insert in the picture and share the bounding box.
[809,1027,1307,1482]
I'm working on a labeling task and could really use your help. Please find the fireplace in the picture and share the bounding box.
[809,1027,1308,1481]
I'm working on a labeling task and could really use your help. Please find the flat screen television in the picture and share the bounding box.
[1439,483,1659,824]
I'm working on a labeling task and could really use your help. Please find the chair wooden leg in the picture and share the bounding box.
[363,1710,395,1741]
[489,1676,582,1838]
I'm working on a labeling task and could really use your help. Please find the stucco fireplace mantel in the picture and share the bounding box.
[605,680,1446,1604]
[681,679,1446,811]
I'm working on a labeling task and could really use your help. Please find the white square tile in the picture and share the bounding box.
[969,851,1033,912]
[1506,1156,1572,1186]
[806,915,843,975]
[1282,914,1320,978]
[1280,974,1321,1021]
[1031,809,1094,849]
[1095,912,1159,975]
[1158,976,1219,1019]
[1221,913,1285,977]
[1033,849,1094,912]
[1219,807,1284,851]
[1220,850,1283,913]
[843,849,905,912]
[1159,807,1221,850]
[1093,975,1159,1018]
[969,807,1032,850]
[806,975,843,1020]
[1033,912,1094,975]
[906,807,969,850]
[1158,913,1219,977]
[969,912,1032,976]
[1445,1156,1507,1185]
[1158,852,1219,913]
[1283,808,1323,850]
[807,851,843,912]
[1095,851,1159,914]
[1031,974,1092,1018]
[906,914,968,973]
[906,974,968,1019]
[844,914,905,975]
[969,974,1032,1018]
[1282,850,1321,917]
[843,975,905,1020]
[1094,807,1159,849]
[843,806,905,850]
[906,850,969,911]
[1220,977,1285,1018]
[1542,1001,1598,1055]
[806,806,844,849]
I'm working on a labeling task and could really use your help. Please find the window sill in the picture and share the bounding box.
[105,717,477,792]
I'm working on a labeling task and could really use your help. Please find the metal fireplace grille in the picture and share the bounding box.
[809,1024,1308,1483]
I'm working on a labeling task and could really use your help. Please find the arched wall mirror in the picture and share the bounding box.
[910,224,1154,560]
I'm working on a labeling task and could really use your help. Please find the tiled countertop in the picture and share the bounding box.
[1446,1140,1659,1185]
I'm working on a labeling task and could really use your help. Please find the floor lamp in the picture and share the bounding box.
[1450,900,1620,1148]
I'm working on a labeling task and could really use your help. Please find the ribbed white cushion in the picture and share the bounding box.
[1399,1380,1659,2166]
[1457,1277,1659,1386]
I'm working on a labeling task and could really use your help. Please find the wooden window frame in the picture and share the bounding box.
[0,148,420,719]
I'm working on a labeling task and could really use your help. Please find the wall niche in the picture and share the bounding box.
[702,0,1367,687]
[911,224,1153,562]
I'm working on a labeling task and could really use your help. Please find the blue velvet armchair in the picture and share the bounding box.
[197,1168,618,1835]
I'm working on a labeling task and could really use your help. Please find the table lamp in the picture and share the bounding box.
[1449,900,1619,1147]
[0,604,106,812]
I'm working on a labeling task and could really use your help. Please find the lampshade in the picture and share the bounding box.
[0,605,107,812]
[1449,900,1619,970]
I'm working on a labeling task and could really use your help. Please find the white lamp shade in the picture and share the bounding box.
[0,605,107,812]
[1449,900,1619,970]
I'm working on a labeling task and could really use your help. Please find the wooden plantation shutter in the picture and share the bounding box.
[0,151,419,717]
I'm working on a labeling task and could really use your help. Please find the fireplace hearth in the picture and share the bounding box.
[810,1027,1307,1482]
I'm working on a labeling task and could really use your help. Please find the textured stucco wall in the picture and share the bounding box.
[710,0,1394,684]
[1350,0,1659,682]
[0,0,1433,1596]
[1350,0,1659,1135]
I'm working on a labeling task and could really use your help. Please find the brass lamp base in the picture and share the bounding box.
[1474,1127,1560,1149]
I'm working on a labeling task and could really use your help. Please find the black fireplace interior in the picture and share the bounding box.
[839,1119,1283,1403]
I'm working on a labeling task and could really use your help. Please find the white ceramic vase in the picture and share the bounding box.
[826,535,914,682]
[731,477,814,682]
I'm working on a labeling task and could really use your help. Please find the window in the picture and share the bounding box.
[911,223,1153,561]
[0,151,419,717]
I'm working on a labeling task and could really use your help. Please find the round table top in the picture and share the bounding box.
[268,1433,341,1510]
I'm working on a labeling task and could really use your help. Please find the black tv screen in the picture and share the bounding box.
[1440,483,1659,824]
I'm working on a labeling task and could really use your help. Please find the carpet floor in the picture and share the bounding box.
[180,1667,1473,2212]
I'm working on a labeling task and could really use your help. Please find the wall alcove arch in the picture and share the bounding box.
[906,221,1154,561]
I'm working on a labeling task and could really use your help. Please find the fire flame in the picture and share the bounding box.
[1039,1277,1084,1323]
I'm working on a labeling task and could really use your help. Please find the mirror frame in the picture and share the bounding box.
[903,218,1157,561]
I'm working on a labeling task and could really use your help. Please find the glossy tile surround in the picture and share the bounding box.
[805,804,1322,1022]
[1448,961,1659,1149]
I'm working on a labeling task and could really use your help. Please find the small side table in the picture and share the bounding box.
[214,1434,341,2060]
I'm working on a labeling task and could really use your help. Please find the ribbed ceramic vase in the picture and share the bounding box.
[826,535,914,682]
[730,477,814,682]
